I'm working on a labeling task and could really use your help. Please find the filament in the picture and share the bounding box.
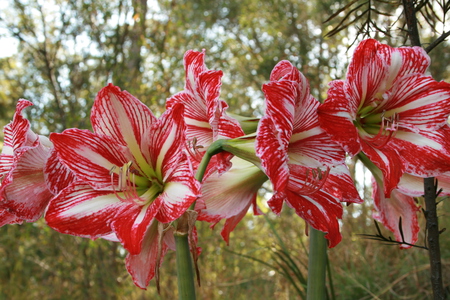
[109,162,140,203]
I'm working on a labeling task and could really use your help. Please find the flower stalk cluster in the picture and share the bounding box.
[1,39,450,298]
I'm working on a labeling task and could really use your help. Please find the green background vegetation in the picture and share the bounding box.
[0,0,449,298]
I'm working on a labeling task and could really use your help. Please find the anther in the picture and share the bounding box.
[298,166,330,195]
[368,112,399,149]
[187,137,204,162]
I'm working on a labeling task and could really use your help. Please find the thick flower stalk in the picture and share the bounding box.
[318,39,450,196]
[256,60,362,247]
[45,84,201,288]
[0,100,57,225]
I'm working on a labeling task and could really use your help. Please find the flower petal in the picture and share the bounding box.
[390,126,450,177]
[45,183,122,239]
[268,165,344,248]
[0,209,23,226]
[1,142,53,221]
[166,50,243,174]
[125,219,169,289]
[196,157,267,243]
[50,129,133,189]
[372,179,420,248]
[398,172,450,196]
[324,165,363,204]
[91,84,156,173]
[112,198,162,255]
[318,80,362,156]
[360,143,403,196]
[383,75,450,130]
[44,148,76,195]
[0,100,37,173]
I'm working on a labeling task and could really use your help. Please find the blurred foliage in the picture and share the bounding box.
[0,0,450,299]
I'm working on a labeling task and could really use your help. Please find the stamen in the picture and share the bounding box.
[368,112,399,149]
[109,162,141,203]
[297,166,330,195]
[186,137,204,162]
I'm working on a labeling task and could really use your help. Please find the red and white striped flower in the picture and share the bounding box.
[318,39,450,196]
[167,50,261,241]
[0,100,55,224]
[166,50,244,175]
[256,61,362,247]
[45,84,201,287]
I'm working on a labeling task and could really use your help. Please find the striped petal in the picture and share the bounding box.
[372,179,420,248]
[1,141,53,221]
[50,129,133,189]
[166,50,244,173]
[323,165,363,204]
[140,105,201,223]
[397,172,450,197]
[91,84,156,173]
[267,164,344,248]
[0,209,23,226]
[390,126,450,177]
[44,148,76,194]
[45,183,123,239]
[360,142,403,196]
[317,80,362,156]
[0,100,37,174]
[196,157,267,243]
[256,117,290,192]
[125,219,169,289]
[383,75,450,130]
[112,197,162,255]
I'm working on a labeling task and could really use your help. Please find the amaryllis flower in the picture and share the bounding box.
[318,39,450,196]
[256,60,362,247]
[166,50,258,242]
[45,84,201,271]
[372,178,420,248]
[0,100,54,224]
[166,50,244,174]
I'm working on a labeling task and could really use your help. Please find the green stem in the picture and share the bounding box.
[175,234,196,300]
[175,139,226,299]
[307,228,327,300]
